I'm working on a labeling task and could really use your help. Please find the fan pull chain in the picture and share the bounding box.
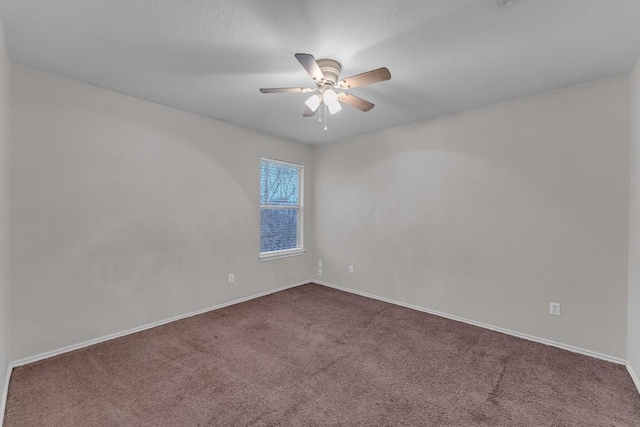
[324,104,328,131]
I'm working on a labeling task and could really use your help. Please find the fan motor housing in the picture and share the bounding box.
[317,59,341,85]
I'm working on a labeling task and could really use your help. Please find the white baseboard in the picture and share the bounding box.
[627,362,640,395]
[313,280,626,366]
[1,362,11,427]
[12,281,308,368]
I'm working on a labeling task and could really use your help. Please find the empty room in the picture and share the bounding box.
[1,0,640,425]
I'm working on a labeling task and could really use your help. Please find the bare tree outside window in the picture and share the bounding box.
[260,159,303,254]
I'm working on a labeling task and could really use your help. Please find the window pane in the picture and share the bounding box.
[261,160,299,206]
[260,208,298,252]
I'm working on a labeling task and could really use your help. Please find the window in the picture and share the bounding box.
[260,158,304,260]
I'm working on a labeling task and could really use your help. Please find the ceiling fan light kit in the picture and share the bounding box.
[260,53,391,130]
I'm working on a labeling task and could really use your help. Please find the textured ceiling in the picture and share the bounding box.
[2,0,640,145]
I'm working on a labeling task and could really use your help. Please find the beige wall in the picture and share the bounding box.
[629,57,640,383]
[6,62,637,367]
[10,65,315,361]
[0,15,10,410]
[314,75,630,359]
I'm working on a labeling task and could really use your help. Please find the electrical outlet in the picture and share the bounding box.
[228,273,235,283]
[549,302,560,316]
[348,265,354,274]
[317,268,322,276]
[318,260,323,268]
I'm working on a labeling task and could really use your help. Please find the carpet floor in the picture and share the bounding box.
[3,283,640,426]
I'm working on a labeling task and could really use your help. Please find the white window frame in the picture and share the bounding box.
[259,158,305,261]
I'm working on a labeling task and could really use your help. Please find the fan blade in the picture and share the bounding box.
[303,106,317,117]
[337,67,391,89]
[337,93,374,112]
[260,87,314,93]
[295,53,325,82]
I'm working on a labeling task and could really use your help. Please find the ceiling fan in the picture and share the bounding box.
[260,53,391,122]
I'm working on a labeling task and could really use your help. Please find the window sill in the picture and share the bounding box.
[259,249,306,262]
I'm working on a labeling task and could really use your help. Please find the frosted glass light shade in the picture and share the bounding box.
[323,89,342,115]
[305,94,321,112]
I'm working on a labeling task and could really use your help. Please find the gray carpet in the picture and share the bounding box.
[4,283,640,426]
